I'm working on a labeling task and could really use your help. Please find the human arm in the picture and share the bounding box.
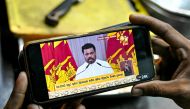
[130,14,190,109]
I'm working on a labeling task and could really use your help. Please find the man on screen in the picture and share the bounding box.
[75,43,114,80]
[124,61,132,76]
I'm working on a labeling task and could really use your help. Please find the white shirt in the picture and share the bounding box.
[75,59,114,80]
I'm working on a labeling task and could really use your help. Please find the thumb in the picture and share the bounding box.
[131,80,182,98]
[4,72,28,109]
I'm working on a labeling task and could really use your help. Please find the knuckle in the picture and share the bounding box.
[153,83,164,96]
[162,23,173,36]
[145,82,164,96]
[164,23,173,30]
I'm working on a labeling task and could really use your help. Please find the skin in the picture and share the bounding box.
[130,14,190,109]
[4,72,85,109]
[83,48,96,64]
[4,72,28,109]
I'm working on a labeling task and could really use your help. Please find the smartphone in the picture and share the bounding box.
[23,24,155,104]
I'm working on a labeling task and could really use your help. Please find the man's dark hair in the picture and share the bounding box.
[82,43,96,53]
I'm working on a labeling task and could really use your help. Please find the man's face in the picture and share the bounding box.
[125,61,128,66]
[83,48,96,64]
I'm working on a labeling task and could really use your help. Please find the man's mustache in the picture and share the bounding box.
[87,57,95,61]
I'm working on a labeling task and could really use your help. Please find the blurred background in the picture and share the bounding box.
[1,0,189,108]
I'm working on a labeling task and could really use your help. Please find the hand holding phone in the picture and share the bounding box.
[130,14,190,109]
[22,24,155,104]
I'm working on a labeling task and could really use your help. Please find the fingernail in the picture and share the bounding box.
[77,104,86,109]
[132,88,143,96]
[15,72,27,93]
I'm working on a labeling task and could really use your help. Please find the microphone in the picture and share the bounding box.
[69,64,90,80]
[78,64,90,74]
[96,62,112,68]
[96,62,120,70]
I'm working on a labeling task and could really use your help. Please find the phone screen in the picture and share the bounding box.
[37,27,153,99]
[25,27,155,102]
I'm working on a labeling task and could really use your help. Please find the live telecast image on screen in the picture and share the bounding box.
[40,30,140,99]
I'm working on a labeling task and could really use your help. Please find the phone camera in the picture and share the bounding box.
[136,75,142,80]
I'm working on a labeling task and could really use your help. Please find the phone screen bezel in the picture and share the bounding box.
[24,25,155,104]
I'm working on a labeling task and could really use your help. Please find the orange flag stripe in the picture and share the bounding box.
[40,43,45,48]
[58,56,71,67]
[44,59,55,71]
[107,48,122,63]
[126,44,135,55]
[54,41,63,48]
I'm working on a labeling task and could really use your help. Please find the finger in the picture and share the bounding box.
[60,104,66,109]
[151,37,170,56]
[27,104,43,109]
[176,48,188,61]
[60,99,83,109]
[5,72,28,109]
[129,14,190,49]
[151,37,169,74]
[76,104,86,109]
[172,48,188,79]
[131,80,182,98]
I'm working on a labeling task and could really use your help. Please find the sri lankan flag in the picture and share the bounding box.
[106,30,139,75]
[40,40,77,92]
